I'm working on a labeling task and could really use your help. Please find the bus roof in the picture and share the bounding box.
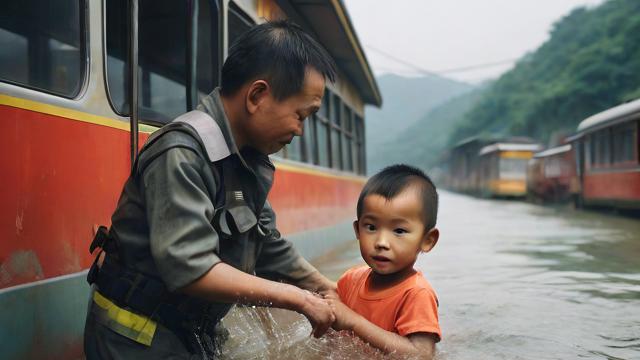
[479,143,543,156]
[576,98,640,134]
[533,144,571,158]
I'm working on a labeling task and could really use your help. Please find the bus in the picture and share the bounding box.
[0,0,381,358]
[477,141,542,198]
[527,144,579,203]
[569,98,640,209]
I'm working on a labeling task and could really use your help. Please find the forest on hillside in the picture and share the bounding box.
[449,0,640,146]
[372,87,485,170]
[364,74,472,173]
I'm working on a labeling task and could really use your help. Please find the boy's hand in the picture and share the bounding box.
[323,292,360,332]
[297,289,335,338]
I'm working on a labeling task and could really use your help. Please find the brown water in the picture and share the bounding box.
[216,191,640,359]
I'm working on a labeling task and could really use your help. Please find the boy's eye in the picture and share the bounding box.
[394,228,408,235]
[364,224,376,232]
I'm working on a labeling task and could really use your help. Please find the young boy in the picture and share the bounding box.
[326,164,441,358]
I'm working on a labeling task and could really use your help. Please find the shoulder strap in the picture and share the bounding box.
[134,110,231,178]
[173,110,231,162]
[133,123,203,178]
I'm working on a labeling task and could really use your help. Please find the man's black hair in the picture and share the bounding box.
[357,164,439,230]
[221,20,337,100]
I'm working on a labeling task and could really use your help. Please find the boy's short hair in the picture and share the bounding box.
[357,164,439,230]
[221,20,337,101]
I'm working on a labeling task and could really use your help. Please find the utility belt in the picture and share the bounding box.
[87,227,224,358]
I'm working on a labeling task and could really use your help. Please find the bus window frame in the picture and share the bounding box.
[228,1,255,49]
[0,0,89,100]
[329,92,343,170]
[610,120,638,168]
[354,112,366,175]
[586,121,639,172]
[103,0,221,126]
[341,103,354,172]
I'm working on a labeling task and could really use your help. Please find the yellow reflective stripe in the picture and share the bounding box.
[93,291,157,346]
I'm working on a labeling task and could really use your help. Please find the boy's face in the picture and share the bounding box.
[354,186,438,277]
[244,68,324,155]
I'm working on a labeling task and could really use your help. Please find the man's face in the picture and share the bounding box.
[246,68,324,155]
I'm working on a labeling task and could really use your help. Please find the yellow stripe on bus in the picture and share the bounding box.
[1,94,366,181]
[274,161,366,183]
[0,94,159,133]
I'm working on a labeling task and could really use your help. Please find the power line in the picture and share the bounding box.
[365,45,439,76]
[365,44,519,76]
[436,58,520,74]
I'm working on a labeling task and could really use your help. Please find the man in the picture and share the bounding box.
[84,20,338,358]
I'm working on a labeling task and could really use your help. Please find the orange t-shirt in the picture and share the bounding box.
[337,266,441,340]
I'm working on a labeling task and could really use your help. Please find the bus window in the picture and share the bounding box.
[330,94,342,170]
[499,157,527,180]
[106,0,219,125]
[592,129,611,167]
[195,0,220,104]
[355,114,365,174]
[304,115,318,165]
[342,106,353,172]
[287,134,303,162]
[0,0,85,97]
[228,2,254,48]
[612,122,637,164]
[317,94,331,167]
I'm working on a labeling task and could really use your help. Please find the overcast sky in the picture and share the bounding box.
[343,0,605,83]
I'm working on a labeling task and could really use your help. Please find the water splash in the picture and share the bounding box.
[215,306,432,359]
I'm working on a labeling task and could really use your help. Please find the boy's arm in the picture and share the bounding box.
[326,294,437,358]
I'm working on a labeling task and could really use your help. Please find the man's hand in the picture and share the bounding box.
[296,270,337,294]
[297,289,335,338]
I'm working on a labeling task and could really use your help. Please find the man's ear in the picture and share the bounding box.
[353,220,360,240]
[420,228,439,253]
[245,80,270,115]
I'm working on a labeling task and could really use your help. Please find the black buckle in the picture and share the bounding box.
[90,226,110,254]
[87,256,101,285]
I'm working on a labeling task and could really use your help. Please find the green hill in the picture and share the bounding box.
[366,74,473,173]
[450,0,640,145]
[372,86,487,172]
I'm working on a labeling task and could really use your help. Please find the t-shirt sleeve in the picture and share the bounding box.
[337,267,359,302]
[395,288,441,341]
[143,147,221,292]
[337,272,349,301]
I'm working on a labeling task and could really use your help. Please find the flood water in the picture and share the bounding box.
[216,191,640,359]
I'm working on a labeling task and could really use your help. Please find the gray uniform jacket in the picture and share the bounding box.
[84,88,317,358]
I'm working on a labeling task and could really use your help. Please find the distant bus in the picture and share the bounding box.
[477,142,542,198]
[527,144,579,203]
[442,137,497,194]
[569,98,640,209]
[0,0,380,358]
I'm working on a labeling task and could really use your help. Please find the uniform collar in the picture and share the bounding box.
[197,88,241,156]
[196,88,274,175]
